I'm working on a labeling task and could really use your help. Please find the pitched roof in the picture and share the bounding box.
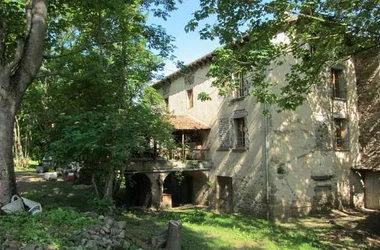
[153,52,214,89]
[169,115,210,130]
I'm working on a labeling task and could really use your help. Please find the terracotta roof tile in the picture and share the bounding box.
[169,115,210,130]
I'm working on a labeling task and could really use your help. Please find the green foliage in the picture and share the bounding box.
[14,0,179,199]
[0,208,97,247]
[197,91,212,101]
[187,0,379,110]
[90,198,115,215]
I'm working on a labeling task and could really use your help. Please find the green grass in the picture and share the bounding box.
[9,167,379,250]
[120,209,330,250]
[0,208,98,248]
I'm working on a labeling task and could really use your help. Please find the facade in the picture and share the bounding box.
[351,50,380,210]
[126,47,380,218]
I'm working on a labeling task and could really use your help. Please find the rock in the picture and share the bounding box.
[98,215,105,221]
[85,240,98,249]
[110,228,120,236]
[105,218,114,226]
[117,221,127,229]
[23,244,37,250]
[102,226,110,234]
[88,230,97,235]
[120,239,130,249]
[35,247,44,250]
[91,235,101,241]
[43,244,57,250]
[118,230,125,239]
[81,232,90,238]
[73,230,80,235]
[7,240,21,249]
[81,239,87,245]
[100,229,106,235]
[96,239,107,248]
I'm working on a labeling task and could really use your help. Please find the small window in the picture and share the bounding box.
[233,72,248,99]
[234,117,246,148]
[187,89,193,108]
[331,68,346,99]
[164,98,169,109]
[334,118,349,150]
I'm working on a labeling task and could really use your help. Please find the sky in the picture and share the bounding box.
[147,0,221,77]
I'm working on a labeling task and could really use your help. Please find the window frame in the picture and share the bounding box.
[164,98,169,109]
[331,68,346,100]
[187,88,194,109]
[233,117,247,149]
[334,118,349,151]
[232,72,248,99]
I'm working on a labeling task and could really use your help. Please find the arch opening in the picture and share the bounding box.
[163,171,208,207]
[125,173,152,208]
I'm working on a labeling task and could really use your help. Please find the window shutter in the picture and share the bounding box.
[243,73,250,96]
[218,117,232,149]
[244,118,249,150]
[343,120,349,150]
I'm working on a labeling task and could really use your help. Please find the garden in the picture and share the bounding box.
[0,166,379,249]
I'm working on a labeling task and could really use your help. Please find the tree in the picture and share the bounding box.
[187,0,379,110]
[0,0,48,206]
[0,0,181,206]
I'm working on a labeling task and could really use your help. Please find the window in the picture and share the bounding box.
[164,98,169,109]
[233,72,248,99]
[331,68,346,99]
[234,117,246,148]
[334,118,349,150]
[187,89,193,108]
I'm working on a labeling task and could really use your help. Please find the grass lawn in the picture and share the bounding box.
[120,208,379,250]
[1,168,378,249]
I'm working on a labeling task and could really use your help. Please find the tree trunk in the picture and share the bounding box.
[166,220,182,250]
[103,166,115,199]
[0,75,18,206]
[0,0,48,206]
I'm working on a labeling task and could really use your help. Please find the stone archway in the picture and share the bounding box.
[163,171,208,207]
[126,173,152,207]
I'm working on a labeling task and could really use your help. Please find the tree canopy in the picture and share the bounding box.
[0,0,181,204]
[187,0,379,110]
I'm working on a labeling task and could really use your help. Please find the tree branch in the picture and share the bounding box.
[7,0,33,72]
[0,20,6,65]
[10,0,48,96]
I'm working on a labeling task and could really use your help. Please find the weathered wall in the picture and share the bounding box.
[155,54,361,218]
[158,63,268,216]
[267,58,360,218]
[159,65,223,126]
[355,50,380,170]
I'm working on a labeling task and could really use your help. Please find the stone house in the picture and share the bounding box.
[125,45,379,217]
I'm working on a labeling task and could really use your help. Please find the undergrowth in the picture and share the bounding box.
[0,208,97,248]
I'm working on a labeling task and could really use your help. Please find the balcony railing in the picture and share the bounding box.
[168,148,209,161]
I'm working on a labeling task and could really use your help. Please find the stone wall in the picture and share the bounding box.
[355,50,380,170]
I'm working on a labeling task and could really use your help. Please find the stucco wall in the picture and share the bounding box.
[155,55,360,218]
[267,58,360,218]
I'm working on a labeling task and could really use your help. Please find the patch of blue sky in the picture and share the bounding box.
[147,0,221,78]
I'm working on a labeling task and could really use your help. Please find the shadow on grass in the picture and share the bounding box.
[119,208,333,250]
[17,173,95,212]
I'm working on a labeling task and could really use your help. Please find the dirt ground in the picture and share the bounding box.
[284,209,380,249]
[16,172,380,249]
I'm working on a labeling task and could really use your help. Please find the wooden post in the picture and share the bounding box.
[166,220,182,250]
[181,132,185,160]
